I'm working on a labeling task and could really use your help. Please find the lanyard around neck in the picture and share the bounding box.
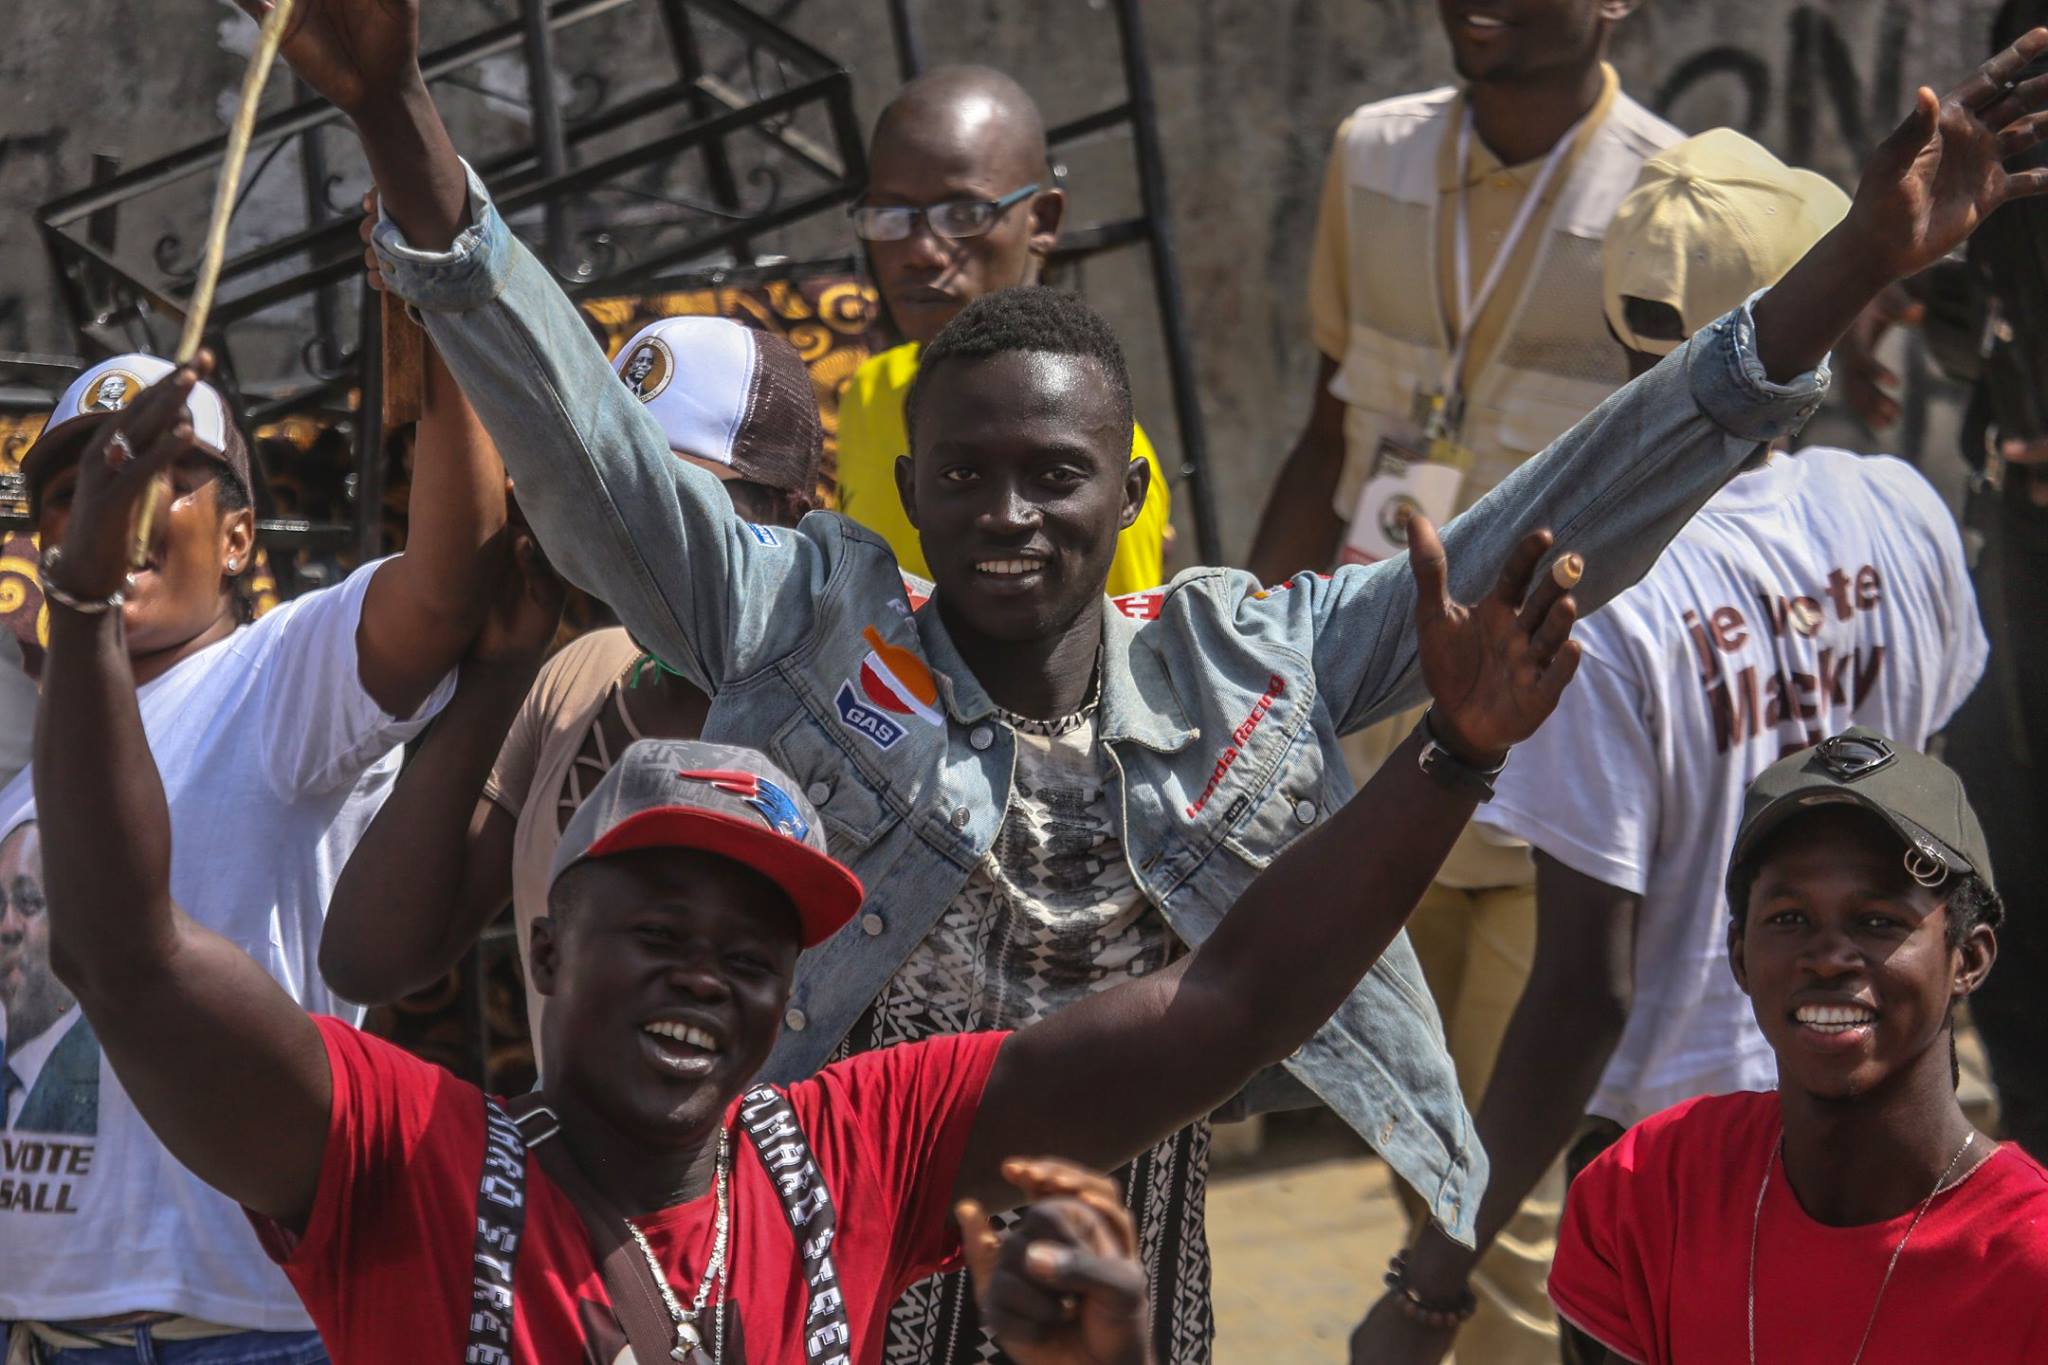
[1439,104,1587,397]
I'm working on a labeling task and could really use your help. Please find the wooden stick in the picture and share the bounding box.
[381,290,426,430]
[130,0,300,570]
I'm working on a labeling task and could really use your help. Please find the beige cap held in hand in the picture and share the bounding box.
[1603,128,1851,357]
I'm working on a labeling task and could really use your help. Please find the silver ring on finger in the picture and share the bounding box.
[106,431,135,464]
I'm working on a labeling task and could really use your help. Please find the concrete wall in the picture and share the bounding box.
[0,0,2005,558]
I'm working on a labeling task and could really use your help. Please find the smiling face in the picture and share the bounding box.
[1729,807,1996,1103]
[0,823,71,1047]
[862,73,1062,345]
[1436,0,1620,85]
[899,349,1143,642]
[530,848,803,1144]
[37,450,253,658]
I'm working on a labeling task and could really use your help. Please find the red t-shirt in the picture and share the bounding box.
[1550,1091,2048,1364]
[257,1017,1008,1364]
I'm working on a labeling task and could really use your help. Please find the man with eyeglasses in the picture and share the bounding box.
[835,64,1172,595]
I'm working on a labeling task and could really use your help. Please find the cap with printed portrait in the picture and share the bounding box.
[19,354,251,507]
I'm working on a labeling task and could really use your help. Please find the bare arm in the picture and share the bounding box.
[1753,36,2048,382]
[1246,355,1347,583]
[323,528,561,1004]
[240,4,491,726]
[320,673,524,1004]
[34,359,329,1229]
[958,521,1585,1209]
[355,345,508,717]
[1400,854,1638,1307]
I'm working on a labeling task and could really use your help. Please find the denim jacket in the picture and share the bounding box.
[375,169,1827,1244]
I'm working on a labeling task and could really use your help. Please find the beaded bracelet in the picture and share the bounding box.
[1384,1250,1478,1329]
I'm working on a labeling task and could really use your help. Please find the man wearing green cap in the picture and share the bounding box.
[1547,730,2048,1362]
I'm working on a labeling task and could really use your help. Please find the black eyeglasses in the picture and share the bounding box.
[848,184,1041,242]
[1814,733,1896,782]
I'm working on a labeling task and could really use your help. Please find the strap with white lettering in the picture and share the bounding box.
[467,1097,535,1365]
[737,1084,852,1365]
[1434,102,1591,412]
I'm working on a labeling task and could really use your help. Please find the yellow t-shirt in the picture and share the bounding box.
[835,342,1172,594]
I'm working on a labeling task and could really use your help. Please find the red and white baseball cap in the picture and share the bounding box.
[548,737,863,948]
[20,353,249,499]
[612,317,822,496]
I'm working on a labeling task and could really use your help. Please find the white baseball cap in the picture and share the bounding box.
[22,353,245,495]
[611,317,822,494]
[1603,129,1851,357]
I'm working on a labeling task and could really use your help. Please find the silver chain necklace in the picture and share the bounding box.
[1747,1126,1980,1365]
[625,1125,733,1363]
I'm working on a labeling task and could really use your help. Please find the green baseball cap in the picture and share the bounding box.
[1725,727,1998,914]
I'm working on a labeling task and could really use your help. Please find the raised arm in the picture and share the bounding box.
[321,524,561,1004]
[265,0,829,693]
[1306,28,2048,736]
[34,358,329,1229]
[956,519,1582,1209]
[352,342,507,717]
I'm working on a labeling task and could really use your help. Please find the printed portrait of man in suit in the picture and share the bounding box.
[0,822,99,1135]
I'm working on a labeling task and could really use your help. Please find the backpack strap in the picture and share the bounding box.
[499,1094,685,1365]
[467,1096,535,1365]
[736,1085,852,1365]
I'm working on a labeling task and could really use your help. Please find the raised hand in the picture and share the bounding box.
[237,0,420,117]
[50,359,211,602]
[1407,517,1582,766]
[958,1159,1154,1365]
[1841,28,2048,285]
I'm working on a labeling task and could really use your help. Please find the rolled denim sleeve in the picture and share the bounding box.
[1306,293,1829,736]
[371,164,828,692]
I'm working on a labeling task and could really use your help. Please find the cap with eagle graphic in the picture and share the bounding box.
[547,737,863,948]
[21,353,251,500]
[611,316,823,499]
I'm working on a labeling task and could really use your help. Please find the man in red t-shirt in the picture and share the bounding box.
[31,346,1588,1362]
[1549,731,2048,1363]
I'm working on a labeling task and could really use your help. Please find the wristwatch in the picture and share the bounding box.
[1417,708,1508,803]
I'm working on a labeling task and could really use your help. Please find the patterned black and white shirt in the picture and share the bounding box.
[836,699,1215,1365]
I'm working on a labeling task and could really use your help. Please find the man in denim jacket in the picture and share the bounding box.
[270,0,2048,1346]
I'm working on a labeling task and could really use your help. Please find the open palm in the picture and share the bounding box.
[237,0,418,114]
[1407,518,1582,764]
[1848,29,2048,283]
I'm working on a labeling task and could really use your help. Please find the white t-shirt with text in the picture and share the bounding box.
[0,560,453,1329]
[1476,448,1986,1126]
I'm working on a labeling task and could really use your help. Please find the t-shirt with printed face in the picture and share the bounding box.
[0,560,454,1329]
[1551,1091,2048,1363]
[1474,449,1987,1126]
[257,1017,1007,1364]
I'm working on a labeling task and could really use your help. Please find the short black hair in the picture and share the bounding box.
[904,286,1134,448]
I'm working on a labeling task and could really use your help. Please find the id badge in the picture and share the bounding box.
[1342,435,1466,565]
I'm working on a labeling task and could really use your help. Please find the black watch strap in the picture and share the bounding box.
[1416,709,1507,803]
